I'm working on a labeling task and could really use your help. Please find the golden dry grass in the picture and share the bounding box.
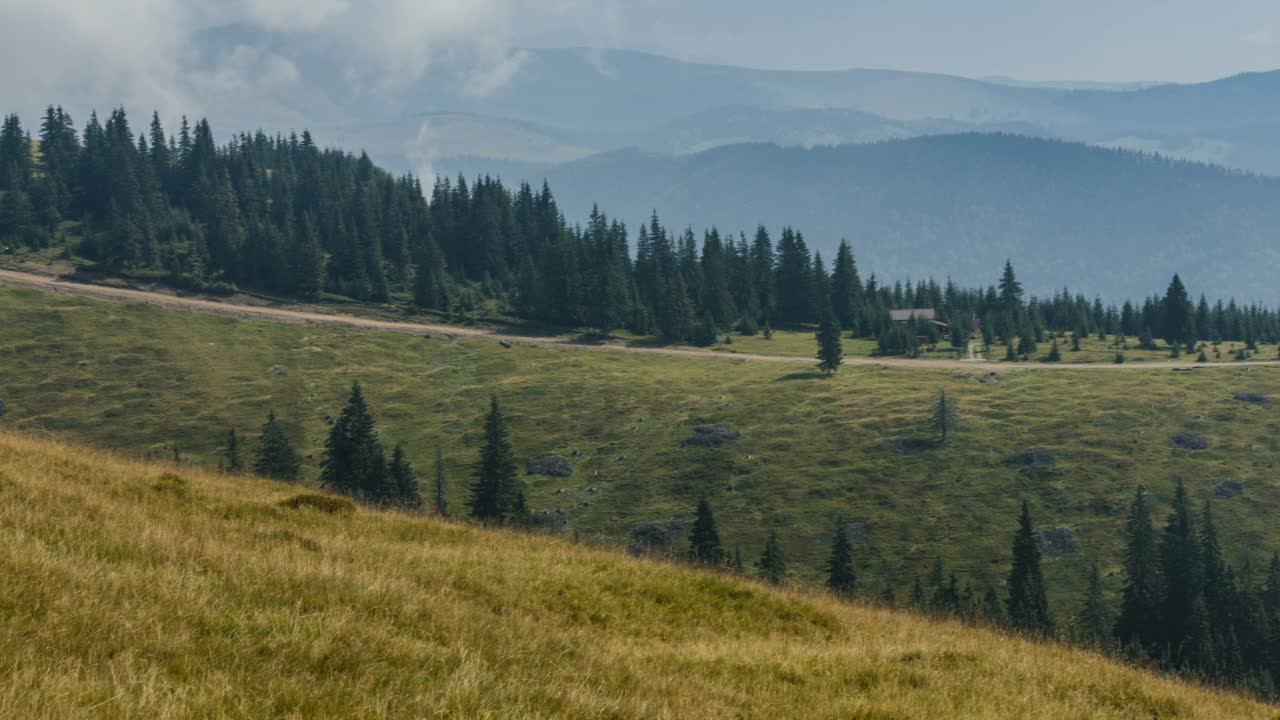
[0,432,1274,719]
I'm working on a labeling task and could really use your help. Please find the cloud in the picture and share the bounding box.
[0,0,595,129]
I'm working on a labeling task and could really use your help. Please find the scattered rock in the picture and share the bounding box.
[1002,449,1056,470]
[953,371,1005,385]
[1215,480,1245,499]
[554,488,569,496]
[1036,527,1077,557]
[278,494,356,515]
[684,425,740,447]
[1169,432,1210,451]
[843,521,871,545]
[629,517,690,556]
[526,455,572,477]
[571,450,582,458]
[585,486,598,494]
[888,435,934,455]
[1233,393,1269,406]
[498,340,512,349]
[267,366,288,377]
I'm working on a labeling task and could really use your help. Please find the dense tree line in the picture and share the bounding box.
[3,109,1278,352]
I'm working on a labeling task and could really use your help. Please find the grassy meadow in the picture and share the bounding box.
[0,431,1274,719]
[3,285,1280,615]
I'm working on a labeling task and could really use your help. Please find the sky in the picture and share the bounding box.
[1,0,1279,123]
[533,0,1280,82]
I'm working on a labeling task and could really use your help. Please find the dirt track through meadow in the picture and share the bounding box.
[4,268,1278,373]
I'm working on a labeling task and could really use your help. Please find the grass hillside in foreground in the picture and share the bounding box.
[0,432,1272,719]
[3,285,1280,612]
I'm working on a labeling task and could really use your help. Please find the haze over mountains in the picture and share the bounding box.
[181,29,1280,301]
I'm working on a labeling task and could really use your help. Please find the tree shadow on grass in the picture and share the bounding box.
[774,371,830,381]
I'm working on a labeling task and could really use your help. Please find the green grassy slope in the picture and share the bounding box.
[3,286,1280,614]
[0,432,1272,719]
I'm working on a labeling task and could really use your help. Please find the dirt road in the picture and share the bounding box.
[3,268,1277,372]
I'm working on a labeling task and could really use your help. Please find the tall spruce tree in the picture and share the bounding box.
[815,306,844,374]
[1078,562,1112,646]
[468,396,524,524]
[222,428,243,473]
[1115,485,1163,654]
[931,389,961,445]
[433,448,449,518]
[252,411,300,481]
[755,530,788,585]
[1160,478,1203,665]
[319,381,386,500]
[825,523,857,596]
[1007,500,1054,635]
[387,442,420,509]
[688,498,723,565]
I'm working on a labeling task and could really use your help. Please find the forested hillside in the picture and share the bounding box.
[3,109,1279,353]
[450,135,1280,304]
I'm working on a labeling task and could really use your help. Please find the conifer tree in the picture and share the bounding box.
[222,428,243,473]
[688,498,723,565]
[1045,339,1062,362]
[815,306,844,374]
[825,523,856,596]
[1078,562,1112,646]
[387,442,420,509]
[319,381,386,500]
[469,396,524,524]
[433,448,449,518]
[253,411,300,481]
[755,530,787,585]
[931,389,961,445]
[1007,500,1054,635]
[1116,485,1163,654]
[1160,478,1203,665]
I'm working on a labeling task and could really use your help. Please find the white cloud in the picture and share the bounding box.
[0,0,593,127]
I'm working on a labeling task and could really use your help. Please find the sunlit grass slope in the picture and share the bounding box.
[4,285,1280,609]
[0,432,1272,719]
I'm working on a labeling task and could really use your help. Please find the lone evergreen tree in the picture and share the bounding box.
[1007,500,1054,635]
[1115,485,1162,654]
[755,530,787,585]
[252,411,299,481]
[386,442,420,509]
[688,498,723,565]
[469,396,524,524]
[1078,562,1111,646]
[223,428,242,473]
[1045,339,1062,362]
[931,389,961,445]
[815,306,844,374]
[1160,478,1203,666]
[825,523,856,596]
[432,448,449,518]
[319,381,386,501]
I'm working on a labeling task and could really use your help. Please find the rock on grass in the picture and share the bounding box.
[1002,449,1056,469]
[684,425,739,447]
[527,455,572,477]
[1169,432,1209,451]
[1215,480,1245,499]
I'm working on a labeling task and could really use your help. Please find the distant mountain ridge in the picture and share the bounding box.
[182,34,1280,175]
